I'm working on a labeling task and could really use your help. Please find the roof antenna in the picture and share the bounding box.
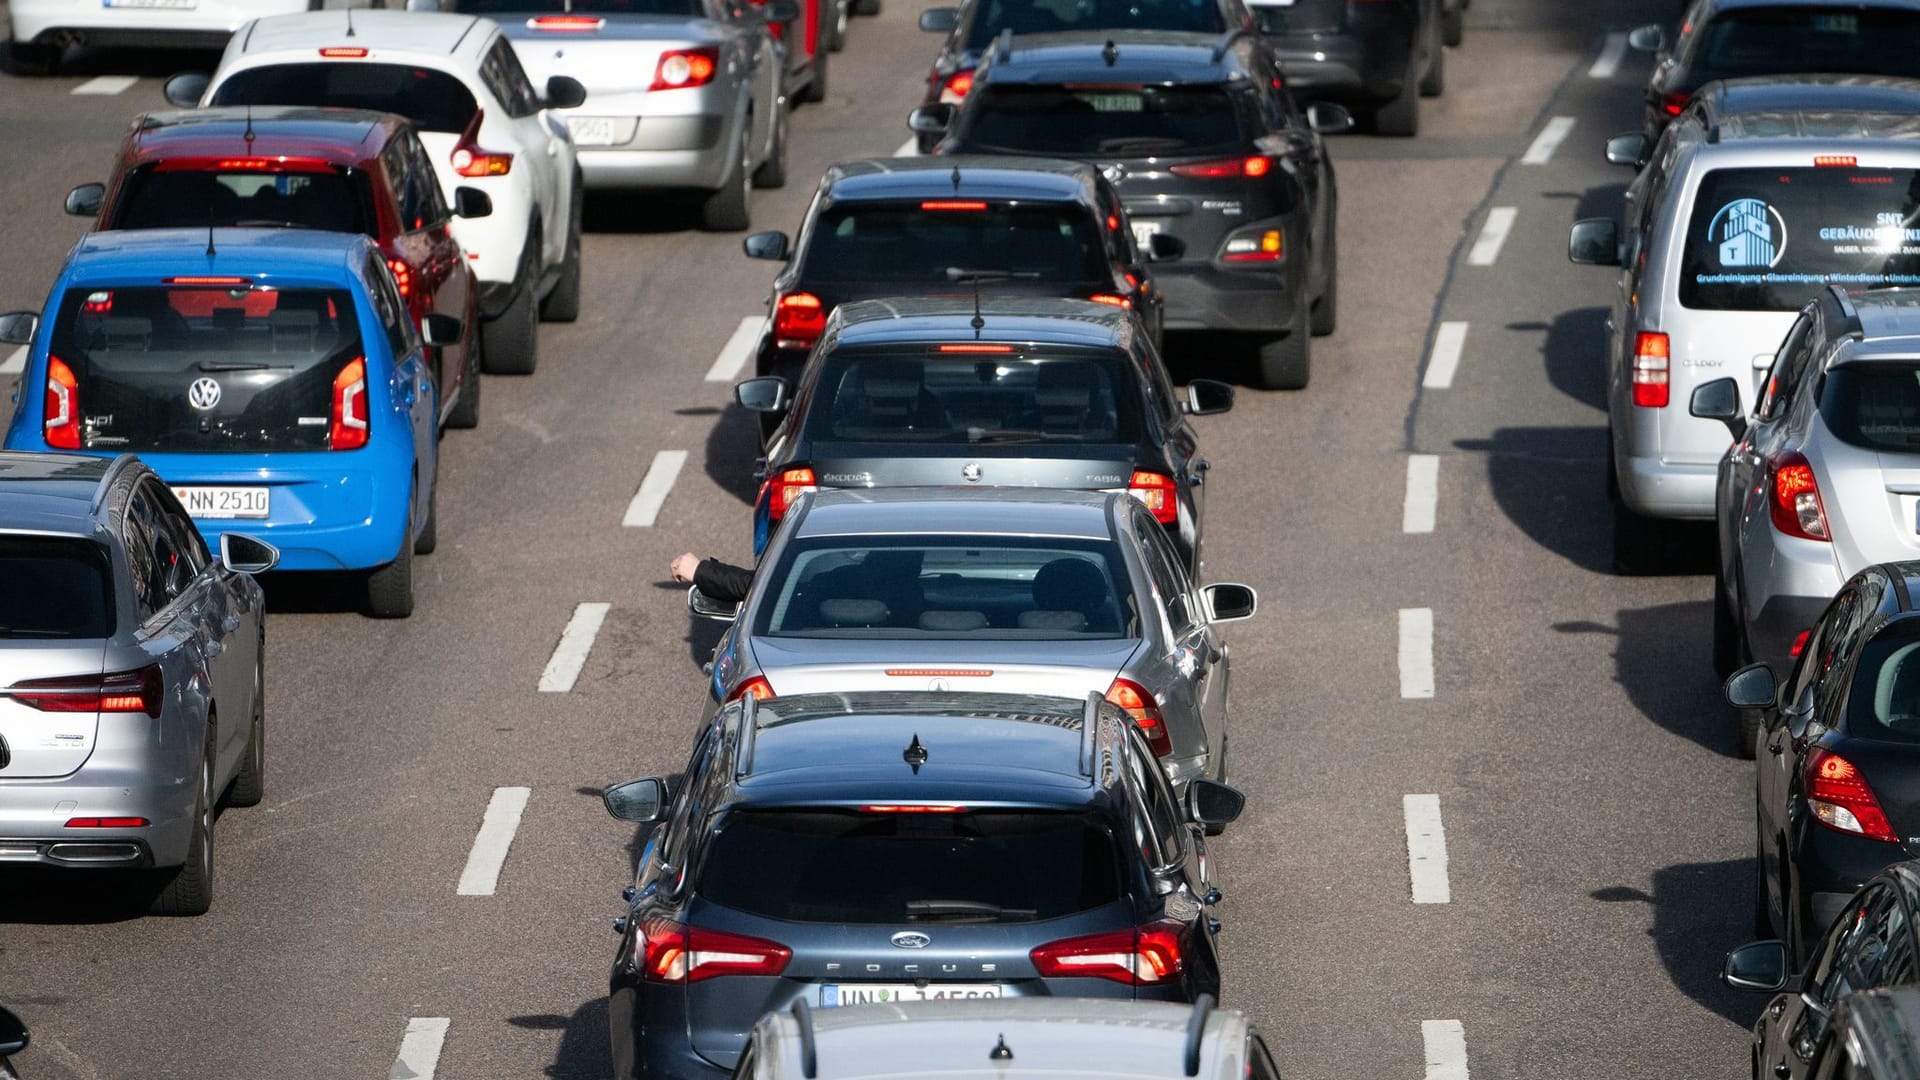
[989,1035,1013,1062]
[946,266,988,337]
[950,164,962,192]
[244,104,256,152]
[1102,39,1118,66]
[345,6,356,36]
[903,733,928,774]
[206,221,217,258]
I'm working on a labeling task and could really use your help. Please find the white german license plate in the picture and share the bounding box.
[106,0,197,8]
[172,486,268,519]
[1130,220,1162,248]
[567,117,617,147]
[820,983,1006,1007]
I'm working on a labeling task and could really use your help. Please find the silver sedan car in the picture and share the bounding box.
[692,488,1257,794]
[0,452,277,915]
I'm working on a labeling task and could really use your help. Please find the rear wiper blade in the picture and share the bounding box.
[197,361,273,372]
[904,899,1036,919]
[0,626,72,638]
[230,219,319,229]
[1096,136,1184,152]
[968,429,1052,443]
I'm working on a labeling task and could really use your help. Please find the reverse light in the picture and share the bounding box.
[1031,922,1186,985]
[10,665,163,718]
[1631,331,1669,408]
[44,355,80,450]
[1128,470,1178,525]
[1170,156,1271,179]
[1660,90,1689,117]
[651,48,719,91]
[939,69,975,103]
[451,112,513,178]
[1805,749,1898,842]
[919,200,988,211]
[1106,677,1172,756]
[64,817,149,828]
[1221,229,1284,263]
[319,46,369,58]
[635,919,791,983]
[529,14,606,30]
[728,675,775,702]
[1769,450,1829,541]
[330,356,369,451]
[762,467,815,522]
[772,292,825,350]
[387,258,412,300]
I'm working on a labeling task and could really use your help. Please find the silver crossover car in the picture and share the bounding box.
[692,488,1257,793]
[0,452,277,915]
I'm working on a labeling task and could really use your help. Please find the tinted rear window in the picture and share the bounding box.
[1690,9,1920,83]
[50,285,364,453]
[1680,168,1920,311]
[0,536,113,639]
[960,85,1244,157]
[211,64,478,134]
[699,809,1124,923]
[1848,624,1920,743]
[1821,364,1920,452]
[804,350,1146,444]
[113,164,374,234]
[962,0,1225,47]
[802,201,1108,284]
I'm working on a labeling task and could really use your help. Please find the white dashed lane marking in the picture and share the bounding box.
[1422,1019,1469,1079]
[1421,322,1468,390]
[1404,794,1451,903]
[1466,207,1516,267]
[1521,116,1576,165]
[1588,31,1628,79]
[455,786,531,896]
[704,315,766,383]
[1403,455,1438,535]
[71,76,138,95]
[1398,608,1435,699]
[893,137,919,158]
[389,1017,450,1080]
[623,449,689,527]
[1,347,25,375]
[538,602,611,693]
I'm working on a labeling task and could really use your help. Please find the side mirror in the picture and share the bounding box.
[453,186,493,219]
[1722,940,1790,993]
[220,533,280,575]
[1183,379,1234,416]
[1146,233,1185,262]
[1724,662,1778,711]
[687,586,743,622]
[1689,377,1746,440]
[422,313,463,348]
[909,104,955,136]
[1186,778,1245,828]
[1305,102,1354,135]
[1202,583,1257,623]
[762,0,802,22]
[0,312,37,347]
[545,75,588,110]
[742,230,790,261]
[0,1005,26,1058]
[919,6,960,31]
[1604,131,1650,168]
[1568,218,1621,266]
[735,376,789,413]
[65,182,105,218]
[1627,23,1667,52]
[162,71,210,109]
[602,777,667,823]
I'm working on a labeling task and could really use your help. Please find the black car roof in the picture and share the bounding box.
[1699,76,1920,139]
[979,28,1257,86]
[0,452,138,534]
[1709,0,1920,11]
[830,296,1136,350]
[822,155,1102,205]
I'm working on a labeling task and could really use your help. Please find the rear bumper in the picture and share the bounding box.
[576,115,732,190]
[1740,538,1841,676]
[1153,262,1298,334]
[1615,453,1717,520]
[136,455,412,573]
[1791,823,1903,938]
[1269,22,1418,107]
[0,719,200,868]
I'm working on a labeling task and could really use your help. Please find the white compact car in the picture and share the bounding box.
[7,0,387,75]
[168,9,586,374]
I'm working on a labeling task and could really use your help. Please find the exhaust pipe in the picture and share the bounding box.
[51,29,85,48]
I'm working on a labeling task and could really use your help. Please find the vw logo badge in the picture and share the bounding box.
[890,931,931,949]
[187,378,222,411]
[962,462,982,483]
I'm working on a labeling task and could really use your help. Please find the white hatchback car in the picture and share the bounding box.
[7,0,385,75]
[167,9,586,374]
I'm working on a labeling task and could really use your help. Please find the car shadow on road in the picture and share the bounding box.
[1162,330,1257,388]
[3,41,222,80]
[510,998,613,1079]
[582,191,711,236]
[703,401,765,508]
[1539,182,1632,232]
[0,867,158,924]
[1554,600,1735,757]
[1507,306,1609,412]
[255,571,370,616]
[1591,858,1761,1028]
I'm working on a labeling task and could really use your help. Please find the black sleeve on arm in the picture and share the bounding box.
[693,558,754,604]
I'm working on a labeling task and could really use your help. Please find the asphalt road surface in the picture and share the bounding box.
[0,0,1751,1076]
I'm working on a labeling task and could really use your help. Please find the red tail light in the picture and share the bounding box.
[1105,677,1172,756]
[64,817,150,828]
[1088,293,1132,308]
[940,69,975,103]
[1170,156,1271,179]
[451,111,512,177]
[1031,922,1186,984]
[331,356,369,451]
[919,200,988,211]
[1128,470,1178,525]
[44,355,80,450]
[1660,90,1689,117]
[386,258,412,300]
[936,343,1013,354]
[772,292,826,350]
[652,48,719,91]
[1805,749,1898,842]
[727,675,775,702]
[1631,331,1669,408]
[10,665,164,718]
[1814,155,1858,168]
[635,919,791,983]
[862,804,965,812]
[1769,450,1829,542]
[762,467,816,523]
[529,14,606,30]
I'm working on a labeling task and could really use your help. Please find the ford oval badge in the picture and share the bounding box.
[890,931,932,949]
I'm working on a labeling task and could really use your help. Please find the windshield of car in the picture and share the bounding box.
[755,535,1135,638]
[962,0,1225,48]
[48,285,365,453]
[1688,9,1920,83]
[1680,168,1920,310]
[1820,363,1920,452]
[802,350,1147,444]
[699,809,1124,923]
[210,64,478,134]
[802,200,1109,284]
[958,84,1244,157]
[112,164,375,234]
[451,0,703,14]
[0,536,113,639]
[1847,624,1920,743]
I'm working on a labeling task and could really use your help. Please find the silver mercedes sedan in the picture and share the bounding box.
[692,488,1257,794]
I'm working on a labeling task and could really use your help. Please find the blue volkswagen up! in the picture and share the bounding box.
[1,229,442,617]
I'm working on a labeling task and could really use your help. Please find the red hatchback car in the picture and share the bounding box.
[65,106,493,430]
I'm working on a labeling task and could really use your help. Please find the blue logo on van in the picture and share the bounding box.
[1709,198,1785,268]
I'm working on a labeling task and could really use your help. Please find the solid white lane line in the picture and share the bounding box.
[623,449,689,528]
[1,347,25,375]
[704,315,766,383]
[1403,455,1439,535]
[538,602,611,693]
[1399,608,1435,700]
[1422,1020,1469,1079]
[71,76,138,96]
[1404,795,1450,903]
[893,137,920,158]
[456,787,531,896]
[1466,207,1517,267]
[1521,116,1576,165]
[390,1017,450,1080]
[1422,322,1469,390]
[1589,31,1628,79]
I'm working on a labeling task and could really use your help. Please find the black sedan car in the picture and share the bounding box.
[918,30,1344,389]
[735,296,1233,573]
[1246,0,1445,136]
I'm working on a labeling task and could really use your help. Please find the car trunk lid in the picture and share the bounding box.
[0,642,110,780]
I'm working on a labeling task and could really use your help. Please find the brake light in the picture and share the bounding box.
[10,665,164,718]
[319,46,369,58]
[386,258,412,300]
[651,48,719,91]
[1660,90,1689,117]
[1769,450,1829,541]
[330,356,369,451]
[1805,749,1898,842]
[1128,470,1178,525]
[940,69,975,103]
[861,804,966,812]
[1791,629,1812,657]
[762,467,815,522]
[1105,677,1172,756]
[164,276,249,286]
[1088,294,1132,308]
[936,343,1014,354]
[727,675,775,702]
[1815,155,1858,168]
[919,200,988,211]
[44,355,80,450]
[635,919,791,983]
[1221,229,1284,263]
[1631,331,1669,408]
[151,156,339,174]
[529,14,606,30]
[451,111,512,178]
[772,292,826,350]
[64,817,149,828]
[1031,922,1186,985]
[1170,156,1271,179]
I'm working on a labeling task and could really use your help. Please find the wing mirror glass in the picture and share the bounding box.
[909,104,954,135]
[1722,940,1789,993]
[545,75,588,110]
[0,312,37,347]
[687,586,743,622]
[1689,377,1746,440]
[742,230,790,261]
[65,182,105,218]
[919,6,960,31]
[0,1005,26,1058]
[1724,662,1777,711]
[422,313,463,348]
[1604,132,1650,168]
[1627,24,1667,52]
[220,533,280,575]
[1183,378,1234,416]
[1187,779,1245,828]
[453,186,493,219]
[1306,102,1354,135]
[1146,232,1185,262]
[1203,583,1257,622]
[735,376,789,413]
[163,72,210,109]
[1568,218,1621,266]
[602,778,667,823]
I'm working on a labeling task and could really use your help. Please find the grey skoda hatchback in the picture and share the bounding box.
[0,451,276,915]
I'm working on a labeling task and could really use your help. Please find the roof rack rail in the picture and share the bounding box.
[89,453,142,515]
[1209,27,1248,63]
[791,998,819,1079]
[1080,692,1101,778]
[994,26,1013,64]
[1182,994,1215,1077]
[1828,283,1865,338]
[734,693,760,779]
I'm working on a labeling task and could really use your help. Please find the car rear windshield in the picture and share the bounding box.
[699,809,1124,923]
[112,164,375,235]
[959,84,1244,157]
[49,285,365,453]
[1680,168,1920,310]
[1688,9,1920,84]
[1847,624,1920,743]
[803,350,1147,444]
[962,0,1225,48]
[210,64,478,134]
[755,535,1135,638]
[802,201,1109,284]
[1820,364,1920,452]
[0,536,113,639]
[452,0,703,14]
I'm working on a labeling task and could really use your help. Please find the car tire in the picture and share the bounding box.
[149,742,215,916]
[6,40,57,76]
[701,132,754,232]
[824,0,849,51]
[224,660,266,809]
[1310,233,1338,337]
[1442,3,1464,46]
[1373,83,1419,136]
[752,105,790,190]
[539,179,584,323]
[445,336,482,429]
[1418,34,1445,96]
[797,48,828,104]
[480,281,538,375]
[1254,309,1311,390]
[415,481,438,556]
[366,510,417,619]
